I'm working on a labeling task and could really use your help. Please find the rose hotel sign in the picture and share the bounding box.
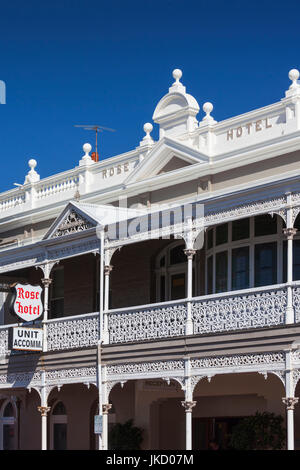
[9,283,44,352]
[12,283,43,322]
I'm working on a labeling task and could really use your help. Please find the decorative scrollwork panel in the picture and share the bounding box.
[108,303,187,343]
[47,314,98,351]
[0,328,9,356]
[192,288,286,335]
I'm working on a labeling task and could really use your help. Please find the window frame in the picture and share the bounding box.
[205,216,285,295]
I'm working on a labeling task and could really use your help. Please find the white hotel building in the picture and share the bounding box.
[0,69,300,450]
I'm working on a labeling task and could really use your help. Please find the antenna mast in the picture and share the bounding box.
[74,125,115,161]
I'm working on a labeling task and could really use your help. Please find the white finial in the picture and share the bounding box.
[140,122,154,147]
[79,142,93,166]
[201,102,216,125]
[83,143,92,156]
[172,69,182,83]
[29,159,37,170]
[144,122,153,137]
[169,69,185,93]
[24,159,40,184]
[203,102,213,117]
[289,69,300,89]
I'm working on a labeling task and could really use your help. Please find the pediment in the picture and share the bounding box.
[43,203,98,240]
[157,156,191,174]
[125,136,208,184]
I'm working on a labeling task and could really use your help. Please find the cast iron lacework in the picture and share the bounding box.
[204,196,286,226]
[107,360,185,376]
[0,371,41,386]
[0,329,9,356]
[53,210,93,237]
[191,352,285,369]
[46,314,98,351]
[46,367,97,382]
[108,303,187,343]
[293,287,300,323]
[192,287,287,334]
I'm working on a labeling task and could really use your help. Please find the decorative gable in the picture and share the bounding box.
[52,210,94,238]
[43,202,99,240]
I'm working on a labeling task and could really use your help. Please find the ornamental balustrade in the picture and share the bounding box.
[107,301,187,343]
[293,285,300,323]
[192,285,287,334]
[0,191,26,213]
[0,283,299,354]
[0,327,9,356]
[46,312,98,351]
[35,174,79,200]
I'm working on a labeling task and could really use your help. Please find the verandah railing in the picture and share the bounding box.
[1,282,300,353]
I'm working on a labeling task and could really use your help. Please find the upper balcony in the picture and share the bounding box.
[0,280,299,355]
[0,194,300,356]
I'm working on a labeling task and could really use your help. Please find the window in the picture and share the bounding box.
[255,242,277,287]
[232,218,249,241]
[50,267,64,318]
[207,256,213,294]
[170,245,186,265]
[254,214,277,237]
[206,216,281,294]
[51,401,67,450]
[283,240,300,282]
[160,275,166,302]
[171,273,186,300]
[156,242,192,301]
[216,251,228,293]
[1,400,17,450]
[216,224,228,246]
[232,247,249,290]
[207,229,213,249]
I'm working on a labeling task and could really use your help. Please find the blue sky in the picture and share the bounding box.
[0,0,300,191]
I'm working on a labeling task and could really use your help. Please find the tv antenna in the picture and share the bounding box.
[74,124,115,161]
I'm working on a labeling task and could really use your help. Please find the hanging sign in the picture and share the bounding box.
[12,326,43,351]
[11,283,43,322]
[94,415,103,434]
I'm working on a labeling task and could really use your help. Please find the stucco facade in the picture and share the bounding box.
[1,68,300,450]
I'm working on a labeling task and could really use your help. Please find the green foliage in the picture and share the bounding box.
[230,412,286,450]
[109,419,143,450]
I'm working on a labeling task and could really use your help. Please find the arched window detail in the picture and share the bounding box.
[0,399,18,450]
[156,241,196,301]
[52,401,66,415]
[50,401,67,450]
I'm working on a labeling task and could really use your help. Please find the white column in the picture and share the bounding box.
[0,291,7,325]
[40,260,57,352]
[103,264,112,344]
[181,357,196,450]
[41,277,52,352]
[282,397,298,450]
[102,403,112,450]
[283,226,297,324]
[184,249,196,335]
[181,400,196,450]
[37,371,50,451]
[282,350,299,450]
[284,194,298,324]
[97,234,105,450]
